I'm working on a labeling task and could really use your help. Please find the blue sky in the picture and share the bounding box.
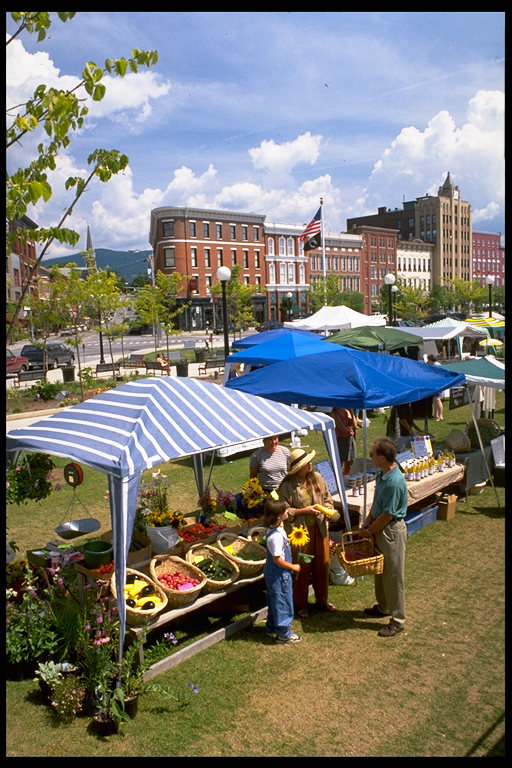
[6,11,505,258]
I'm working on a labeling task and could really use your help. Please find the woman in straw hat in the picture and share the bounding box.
[278,447,339,619]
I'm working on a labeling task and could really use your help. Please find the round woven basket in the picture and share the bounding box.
[335,532,384,579]
[185,543,240,593]
[110,568,168,626]
[215,533,266,578]
[149,555,207,609]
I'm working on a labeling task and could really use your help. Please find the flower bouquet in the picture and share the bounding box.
[239,477,268,520]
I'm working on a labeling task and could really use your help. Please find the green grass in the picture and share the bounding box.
[6,392,505,756]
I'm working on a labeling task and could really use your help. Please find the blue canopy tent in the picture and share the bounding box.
[231,327,321,351]
[6,377,345,661]
[226,331,338,367]
[226,346,467,518]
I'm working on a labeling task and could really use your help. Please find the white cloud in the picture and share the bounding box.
[249,132,322,175]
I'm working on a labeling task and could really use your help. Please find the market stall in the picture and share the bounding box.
[6,377,346,659]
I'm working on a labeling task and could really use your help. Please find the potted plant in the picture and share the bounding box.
[33,660,77,702]
[49,674,87,723]
[6,452,57,505]
[137,471,184,553]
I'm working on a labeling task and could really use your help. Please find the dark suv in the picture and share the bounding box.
[21,343,75,369]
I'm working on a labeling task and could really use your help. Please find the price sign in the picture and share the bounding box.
[411,436,433,458]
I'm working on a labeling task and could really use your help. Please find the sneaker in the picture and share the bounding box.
[377,623,404,637]
[276,632,302,644]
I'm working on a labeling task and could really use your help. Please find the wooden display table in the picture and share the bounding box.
[332,463,465,522]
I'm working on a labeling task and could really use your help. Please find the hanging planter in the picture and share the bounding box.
[6,453,56,506]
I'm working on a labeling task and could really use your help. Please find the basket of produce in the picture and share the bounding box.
[215,533,266,578]
[110,568,168,627]
[149,555,207,609]
[185,543,240,593]
[335,531,384,578]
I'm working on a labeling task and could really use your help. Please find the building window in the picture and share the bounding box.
[203,222,210,238]
[269,264,276,284]
[217,248,223,267]
[254,250,260,268]
[164,247,175,268]
[191,247,197,268]
[287,263,294,282]
[255,275,261,287]
[279,237,286,256]
[299,264,305,283]
[242,225,248,241]
[243,250,249,268]
[189,221,196,237]
[268,238,275,256]
[253,226,259,241]
[162,220,174,237]
[279,263,286,283]
[231,249,237,266]
[216,223,222,239]
[230,225,236,239]
[204,248,211,268]
[206,275,212,289]
[287,237,294,256]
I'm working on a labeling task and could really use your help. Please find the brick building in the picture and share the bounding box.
[347,172,472,286]
[472,231,504,287]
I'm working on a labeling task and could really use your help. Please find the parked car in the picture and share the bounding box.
[6,348,29,376]
[20,343,75,369]
[258,320,284,332]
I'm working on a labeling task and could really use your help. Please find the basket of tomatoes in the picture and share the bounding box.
[149,555,207,609]
[110,568,168,626]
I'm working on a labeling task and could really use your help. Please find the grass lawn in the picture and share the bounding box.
[6,391,505,756]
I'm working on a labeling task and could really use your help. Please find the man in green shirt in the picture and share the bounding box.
[359,437,408,637]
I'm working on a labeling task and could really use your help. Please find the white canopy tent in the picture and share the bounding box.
[284,305,387,332]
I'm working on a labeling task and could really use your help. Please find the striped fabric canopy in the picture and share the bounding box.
[6,377,345,652]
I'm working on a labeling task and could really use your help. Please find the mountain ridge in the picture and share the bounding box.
[43,249,152,283]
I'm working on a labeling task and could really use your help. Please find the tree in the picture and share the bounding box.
[210,265,259,338]
[6,11,158,342]
[307,275,364,313]
[134,271,190,357]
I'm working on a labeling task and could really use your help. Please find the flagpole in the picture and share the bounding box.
[320,197,326,305]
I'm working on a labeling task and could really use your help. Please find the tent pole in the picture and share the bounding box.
[466,387,500,508]
[362,409,368,524]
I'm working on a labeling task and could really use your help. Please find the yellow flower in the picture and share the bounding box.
[288,525,310,548]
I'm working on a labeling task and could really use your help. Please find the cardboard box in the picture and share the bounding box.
[100,529,152,565]
[435,492,457,520]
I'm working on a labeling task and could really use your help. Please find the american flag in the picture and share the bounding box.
[299,207,322,251]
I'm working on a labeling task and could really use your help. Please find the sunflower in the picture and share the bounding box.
[288,525,310,548]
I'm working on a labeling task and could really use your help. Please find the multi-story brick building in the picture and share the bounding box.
[472,231,504,287]
[347,172,472,286]
[6,214,38,326]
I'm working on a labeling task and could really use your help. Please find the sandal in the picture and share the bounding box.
[318,602,336,613]
[298,609,309,619]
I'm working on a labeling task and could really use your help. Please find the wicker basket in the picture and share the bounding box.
[215,533,266,578]
[245,526,267,546]
[149,555,207,609]
[335,532,384,578]
[110,568,168,627]
[185,543,240,593]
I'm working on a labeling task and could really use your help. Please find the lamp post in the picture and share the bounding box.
[216,266,231,360]
[286,291,293,322]
[91,294,105,364]
[391,284,398,326]
[383,273,396,326]
[485,275,495,318]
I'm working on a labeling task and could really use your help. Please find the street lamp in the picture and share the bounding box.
[216,266,231,360]
[485,275,495,318]
[391,284,398,326]
[384,273,396,326]
[286,291,293,322]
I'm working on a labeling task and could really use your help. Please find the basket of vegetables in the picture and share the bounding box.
[149,555,207,609]
[335,531,384,579]
[185,543,240,593]
[215,533,266,578]
[245,526,267,546]
[110,568,168,627]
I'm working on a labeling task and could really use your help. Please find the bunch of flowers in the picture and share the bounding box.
[136,470,184,529]
[241,477,268,510]
[6,452,57,506]
[197,485,236,516]
[288,525,314,563]
[50,675,87,722]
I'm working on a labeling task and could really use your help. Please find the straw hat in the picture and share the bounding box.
[288,447,316,475]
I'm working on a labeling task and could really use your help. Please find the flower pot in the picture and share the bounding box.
[82,539,113,569]
[91,714,119,736]
[146,524,181,554]
[124,695,139,719]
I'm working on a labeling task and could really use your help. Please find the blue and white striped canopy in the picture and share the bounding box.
[6,376,344,652]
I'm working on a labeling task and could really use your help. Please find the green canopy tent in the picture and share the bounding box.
[326,325,422,354]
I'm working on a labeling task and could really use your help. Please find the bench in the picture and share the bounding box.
[120,354,145,369]
[95,362,121,378]
[198,358,225,376]
[16,369,44,386]
[144,360,170,376]
[168,351,183,362]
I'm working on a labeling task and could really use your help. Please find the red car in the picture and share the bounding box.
[6,348,29,376]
